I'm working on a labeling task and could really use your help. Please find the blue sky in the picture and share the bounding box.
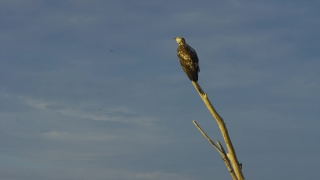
[1,1,319,180]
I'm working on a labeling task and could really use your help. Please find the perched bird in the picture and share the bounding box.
[174,37,200,82]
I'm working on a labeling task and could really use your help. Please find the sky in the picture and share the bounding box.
[0,0,319,180]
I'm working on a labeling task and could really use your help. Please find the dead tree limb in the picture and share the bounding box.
[193,120,237,180]
[191,81,245,180]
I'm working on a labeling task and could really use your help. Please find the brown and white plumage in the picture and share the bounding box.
[174,37,200,82]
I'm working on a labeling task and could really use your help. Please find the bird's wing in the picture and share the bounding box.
[186,44,200,73]
[177,45,200,73]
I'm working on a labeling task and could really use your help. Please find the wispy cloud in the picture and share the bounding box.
[17,95,157,125]
[43,131,120,141]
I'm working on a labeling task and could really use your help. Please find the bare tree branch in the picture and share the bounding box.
[193,120,237,180]
[191,81,245,180]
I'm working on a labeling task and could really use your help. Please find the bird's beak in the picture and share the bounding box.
[173,38,176,40]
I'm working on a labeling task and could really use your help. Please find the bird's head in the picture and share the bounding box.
[174,37,186,45]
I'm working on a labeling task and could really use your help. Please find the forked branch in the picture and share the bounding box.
[191,81,245,180]
[193,120,237,180]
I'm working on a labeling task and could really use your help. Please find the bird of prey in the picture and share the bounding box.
[174,37,200,82]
